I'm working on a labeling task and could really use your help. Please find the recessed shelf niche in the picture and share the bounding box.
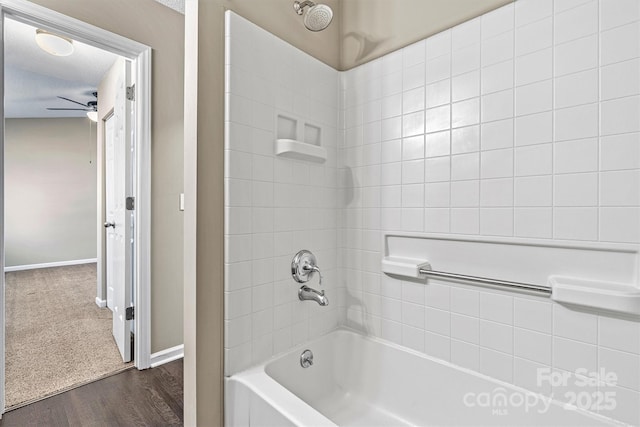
[275,113,326,163]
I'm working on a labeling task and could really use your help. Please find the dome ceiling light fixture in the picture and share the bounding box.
[35,29,74,57]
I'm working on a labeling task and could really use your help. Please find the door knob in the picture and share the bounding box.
[104,221,116,228]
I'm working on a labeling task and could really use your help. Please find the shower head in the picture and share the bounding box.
[293,1,333,32]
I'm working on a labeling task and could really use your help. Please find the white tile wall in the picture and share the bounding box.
[226,2,640,425]
[224,12,340,376]
[338,0,640,424]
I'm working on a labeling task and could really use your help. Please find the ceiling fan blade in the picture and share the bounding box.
[46,108,90,111]
[57,96,89,108]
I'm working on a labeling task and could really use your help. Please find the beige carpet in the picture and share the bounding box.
[5,263,132,408]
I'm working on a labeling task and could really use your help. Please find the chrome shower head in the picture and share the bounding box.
[293,1,333,32]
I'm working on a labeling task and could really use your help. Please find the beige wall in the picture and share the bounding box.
[4,118,97,267]
[183,0,198,422]
[340,0,513,69]
[29,0,185,353]
[184,1,224,424]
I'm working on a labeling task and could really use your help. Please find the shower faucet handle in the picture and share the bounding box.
[303,263,323,286]
[291,250,322,286]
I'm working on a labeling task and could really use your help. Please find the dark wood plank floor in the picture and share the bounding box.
[1,359,183,426]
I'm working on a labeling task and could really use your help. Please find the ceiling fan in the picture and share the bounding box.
[46,91,98,112]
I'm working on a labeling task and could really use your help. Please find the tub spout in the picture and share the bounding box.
[298,285,329,306]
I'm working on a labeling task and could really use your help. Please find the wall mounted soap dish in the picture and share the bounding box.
[275,113,327,163]
[275,139,326,163]
[550,276,640,315]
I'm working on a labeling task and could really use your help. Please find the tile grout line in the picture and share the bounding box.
[596,0,601,245]
[550,0,556,378]
[448,28,454,362]
[475,20,486,363]
[511,4,517,241]
[595,0,601,390]
[510,3,516,383]
[551,0,556,241]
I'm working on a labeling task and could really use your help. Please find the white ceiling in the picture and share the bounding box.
[5,18,119,119]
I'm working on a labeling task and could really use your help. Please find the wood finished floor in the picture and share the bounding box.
[1,359,183,426]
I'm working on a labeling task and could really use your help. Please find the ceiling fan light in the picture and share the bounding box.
[35,29,74,57]
[86,111,98,122]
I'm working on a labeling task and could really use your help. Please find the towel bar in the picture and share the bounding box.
[418,268,552,296]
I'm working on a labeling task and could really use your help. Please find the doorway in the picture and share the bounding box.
[0,0,152,414]
[4,17,133,408]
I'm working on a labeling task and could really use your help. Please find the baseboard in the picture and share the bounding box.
[150,344,184,368]
[95,297,107,308]
[4,258,98,272]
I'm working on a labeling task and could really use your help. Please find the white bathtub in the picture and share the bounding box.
[226,329,617,426]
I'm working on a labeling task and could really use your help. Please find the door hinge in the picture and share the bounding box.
[126,84,135,101]
[126,306,135,320]
[126,196,135,210]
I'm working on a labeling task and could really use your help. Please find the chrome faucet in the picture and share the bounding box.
[291,250,329,306]
[299,285,329,306]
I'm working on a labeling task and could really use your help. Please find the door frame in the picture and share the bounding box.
[0,0,152,412]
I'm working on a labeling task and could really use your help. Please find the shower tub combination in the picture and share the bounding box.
[224,0,640,423]
[225,329,616,426]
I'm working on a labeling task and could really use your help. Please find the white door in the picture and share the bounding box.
[105,115,116,311]
[105,61,134,363]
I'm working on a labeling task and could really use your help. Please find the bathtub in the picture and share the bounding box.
[226,329,617,426]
